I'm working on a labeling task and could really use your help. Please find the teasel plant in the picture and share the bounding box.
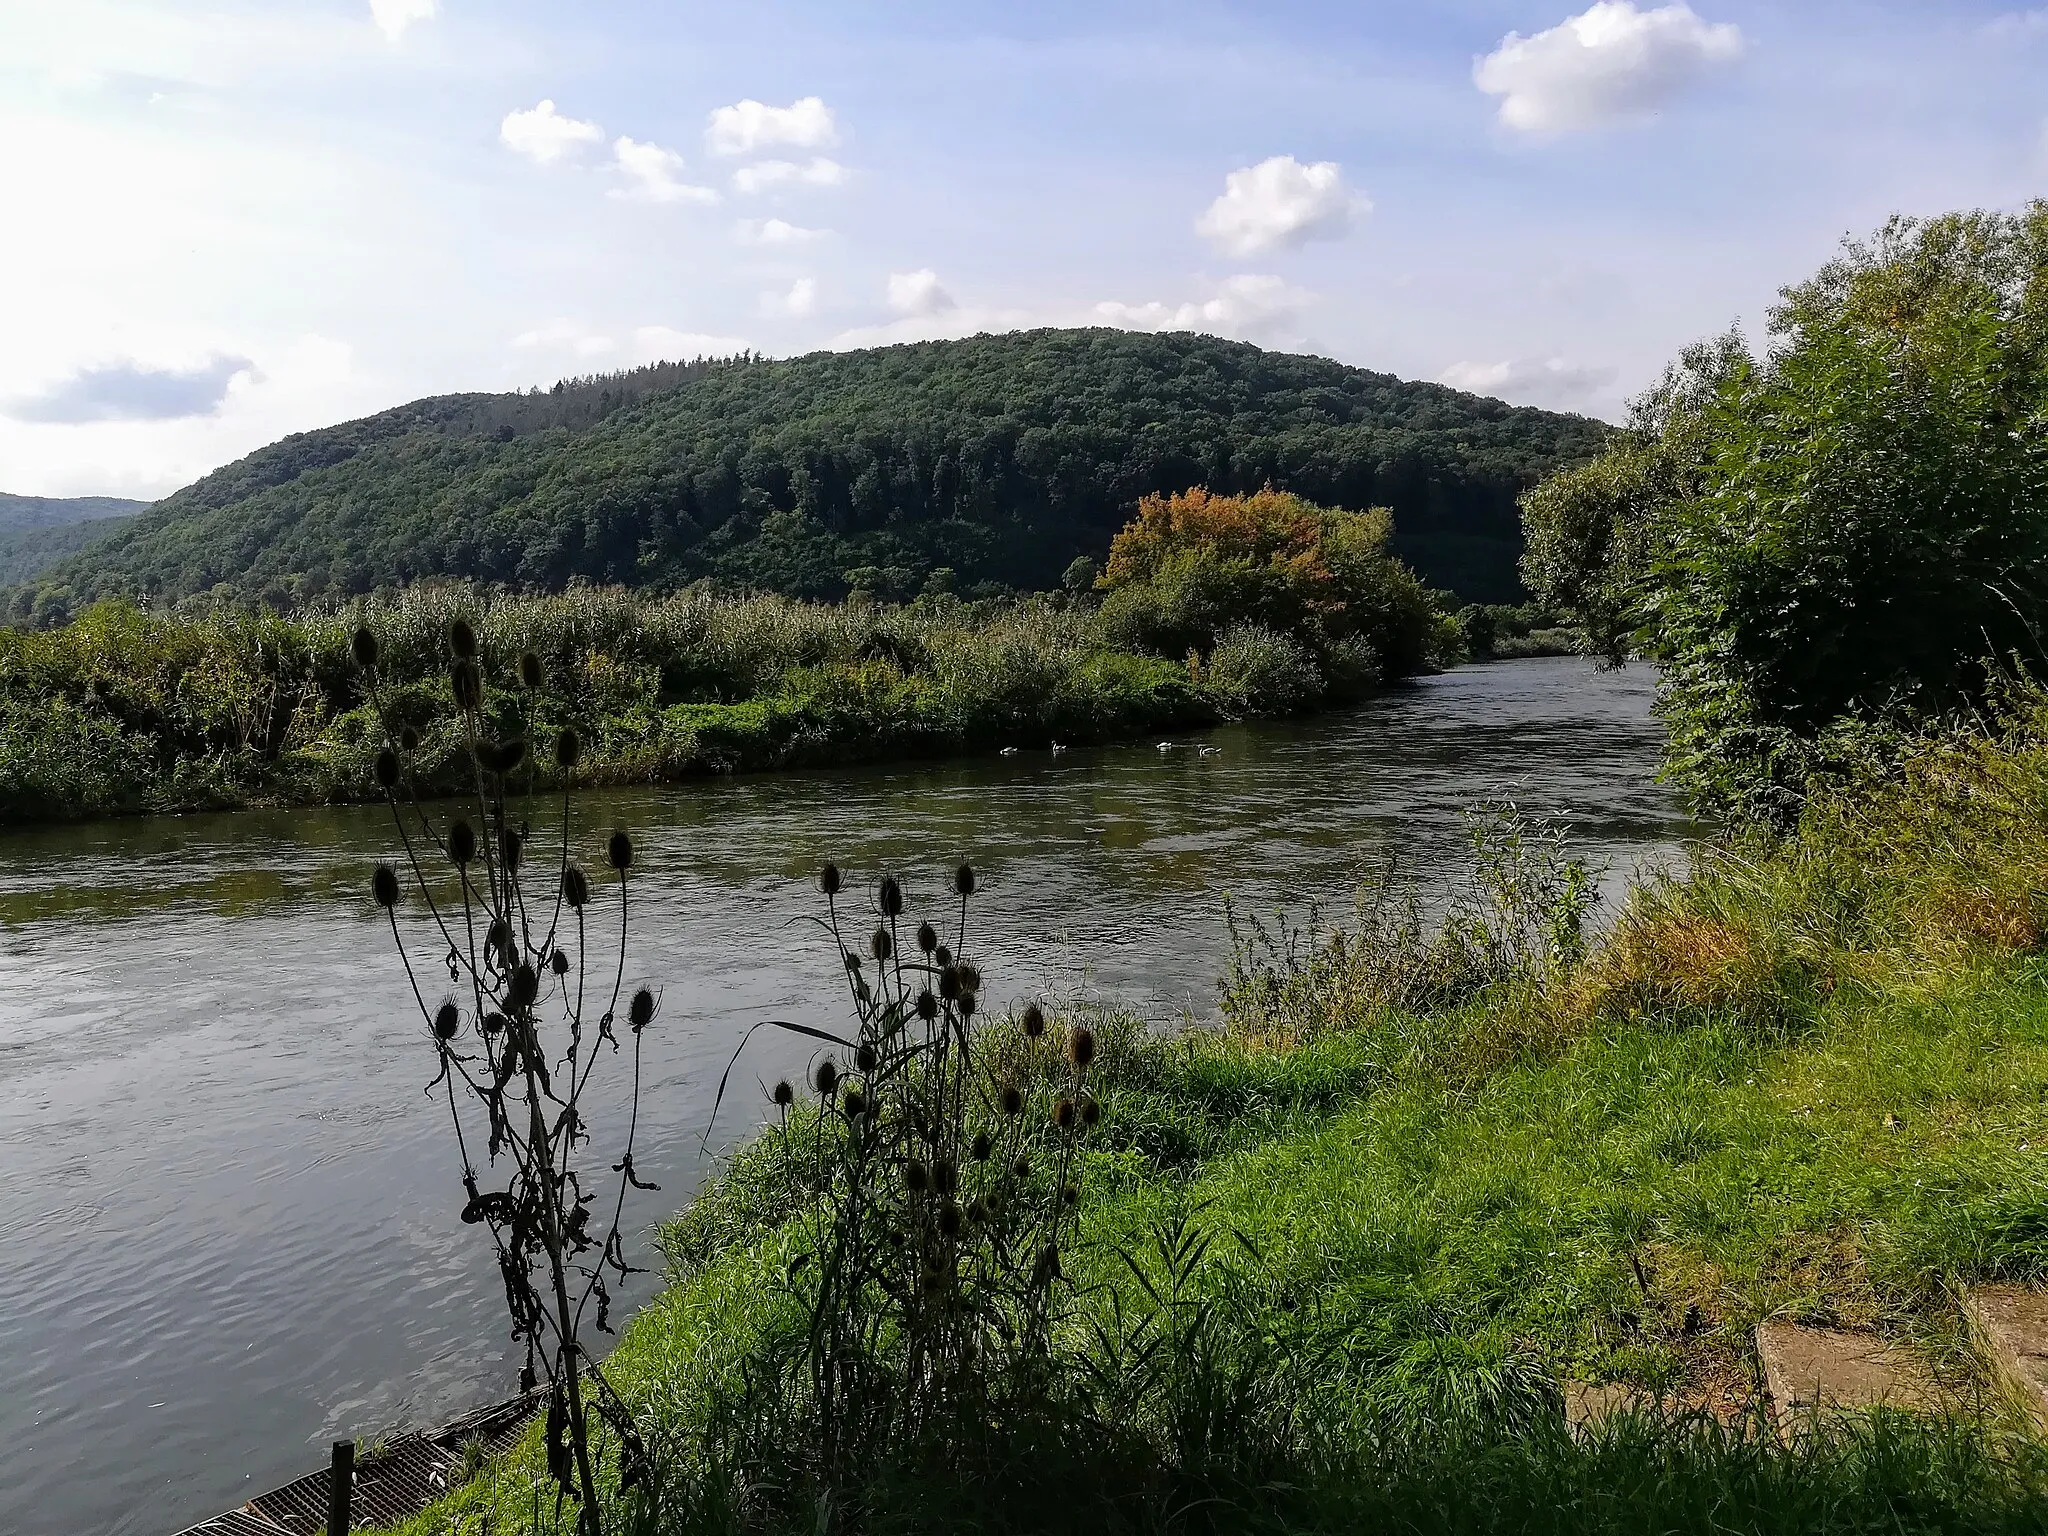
[352,617,659,1536]
[707,862,1098,1518]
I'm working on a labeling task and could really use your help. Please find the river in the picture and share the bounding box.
[0,657,1685,1536]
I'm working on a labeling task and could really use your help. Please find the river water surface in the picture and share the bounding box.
[0,657,1684,1536]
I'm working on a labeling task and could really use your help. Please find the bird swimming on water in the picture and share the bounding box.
[999,746,1019,756]
[1049,742,1067,755]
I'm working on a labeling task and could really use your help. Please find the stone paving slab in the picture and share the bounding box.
[1755,1322,1938,1439]
[1964,1284,2048,1432]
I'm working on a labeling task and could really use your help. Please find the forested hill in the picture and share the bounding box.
[8,330,1607,622]
[0,493,152,589]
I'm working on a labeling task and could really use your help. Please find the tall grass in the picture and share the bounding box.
[0,582,1443,826]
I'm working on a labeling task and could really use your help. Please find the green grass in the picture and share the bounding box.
[381,702,2048,1534]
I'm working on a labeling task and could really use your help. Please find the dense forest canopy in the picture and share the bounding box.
[1520,205,2048,824]
[7,331,1605,624]
[0,493,151,588]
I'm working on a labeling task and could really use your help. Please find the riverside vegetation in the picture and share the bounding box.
[355,206,2048,1534]
[0,489,1455,827]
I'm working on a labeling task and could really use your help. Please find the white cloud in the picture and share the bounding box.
[6,352,256,423]
[1195,157,1363,258]
[761,277,818,318]
[1095,274,1316,346]
[1440,356,1619,408]
[736,217,827,246]
[631,326,750,361]
[887,269,956,317]
[1475,2,1743,135]
[511,319,614,357]
[501,100,605,165]
[1985,11,2048,38]
[611,136,719,204]
[368,0,435,42]
[732,157,848,194]
[706,96,837,156]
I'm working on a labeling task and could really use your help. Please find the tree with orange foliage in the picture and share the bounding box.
[1095,487,1448,704]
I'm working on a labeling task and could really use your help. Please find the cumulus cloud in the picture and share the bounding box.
[706,97,837,156]
[762,278,818,318]
[511,319,613,357]
[1095,274,1316,346]
[736,217,828,246]
[369,0,435,41]
[6,353,255,423]
[611,137,719,204]
[631,326,751,362]
[886,269,956,317]
[732,157,847,194]
[1440,356,1619,408]
[1475,2,1743,134]
[1195,157,1362,258]
[501,100,605,165]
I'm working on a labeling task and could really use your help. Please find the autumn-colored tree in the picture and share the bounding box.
[1096,487,1447,695]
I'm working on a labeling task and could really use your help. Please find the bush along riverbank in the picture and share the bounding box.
[381,698,2048,1536]
[0,489,1459,827]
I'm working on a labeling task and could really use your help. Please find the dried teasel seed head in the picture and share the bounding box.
[549,949,570,977]
[842,1085,868,1118]
[934,945,952,968]
[968,1196,989,1224]
[1061,1182,1079,1207]
[1081,1094,1102,1127]
[855,1042,878,1073]
[939,966,961,1001]
[1013,1155,1031,1181]
[972,1130,994,1161]
[958,962,982,993]
[482,1011,507,1036]
[629,987,655,1030]
[814,1058,839,1097]
[607,829,634,871]
[451,660,481,712]
[519,651,543,689]
[1001,1085,1023,1116]
[870,925,893,962]
[479,738,527,776]
[554,727,581,769]
[878,875,904,918]
[904,1159,930,1193]
[351,626,380,669]
[954,863,976,897]
[933,1157,958,1196]
[773,1080,795,1107]
[937,1201,964,1238]
[500,828,523,871]
[1039,1244,1061,1279]
[917,921,938,955]
[507,963,539,1009]
[1068,1025,1096,1070]
[371,863,400,909]
[819,862,842,896]
[448,820,477,867]
[486,917,512,956]
[433,1001,460,1040]
[562,864,590,909]
[374,746,400,790]
[1022,1003,1046,1039]
[399,725,420,753]
[916,989,939,1022]
[1053,1097,1077,1131]
[449,617,478,660]
[959,991,977,1019]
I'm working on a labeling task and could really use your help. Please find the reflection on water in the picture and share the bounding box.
[0,658,1685,1536]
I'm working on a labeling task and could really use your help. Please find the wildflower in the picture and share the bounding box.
[917,989,939,1021]
[607,830,633,871]
[1021,1004,1045,1039]
[917,921,939,955]
[814,1059,839,1098]
[972,1130,994,1161]
[448,820,477,867]
[1068,1025,1096,1070]
[879,875,904,918]
[507,964,539,1009]
[773,1080,795,1107]
[629,988,655,1031]
[954,863,976,897]
[1001,1085,1023,1116]
[820,862,842,897]
[958,962,982,993]
[939,966,961,1001]
[1053,1097,1076,1131]
[842,1085,868,1119]
[562,864,590,909]
[482,1011,507,1036]
[856,1042,879,1073]
[959,992,977,1018]
[871,926,893,962]
[549,949,570,977]
[372,864,400,909]
[433,1002,460,1040]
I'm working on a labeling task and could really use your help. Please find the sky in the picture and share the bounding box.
[4,0,2048,499]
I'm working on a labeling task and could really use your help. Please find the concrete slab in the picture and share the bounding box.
[1964,1284,2048,1433]
[1564,1381,1656,1434]
[1755,1322,1937,1439]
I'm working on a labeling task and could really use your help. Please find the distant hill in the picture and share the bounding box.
[0,494,151,589]
[7,330,1608,622]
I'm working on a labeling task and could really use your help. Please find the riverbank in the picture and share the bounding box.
[0,579,1457,828]
[394,694,2048,1533]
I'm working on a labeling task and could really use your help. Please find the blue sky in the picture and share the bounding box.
[3,0,2046,497]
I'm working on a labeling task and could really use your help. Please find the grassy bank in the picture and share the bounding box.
[384,701,2048,1534]
[0,582,1438,827]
